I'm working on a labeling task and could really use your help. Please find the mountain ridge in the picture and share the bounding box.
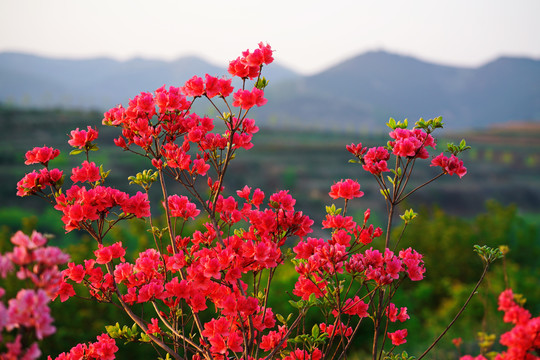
[260,50,540,131]
[1,50,539,131]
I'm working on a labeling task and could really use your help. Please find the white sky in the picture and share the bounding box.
[1,0,539,75]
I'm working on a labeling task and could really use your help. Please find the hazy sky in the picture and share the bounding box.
[1,0,539,75]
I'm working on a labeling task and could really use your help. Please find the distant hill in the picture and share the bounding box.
[1,50,539,131]
[0,52,298,110]
[261,51,540,131]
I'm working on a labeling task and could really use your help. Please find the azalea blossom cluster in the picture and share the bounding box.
[55,186,313,358]
[495,289,540,359]
[431,153,467,178]
[17,146,63,197]
[0,231,70,360]
[347,123,467,179]
[54,182,150,233]
[293,180,423,347]
[101,42,272,162]
[459,289,540,360]
[488,289,538,360]
[15,44,473,360]
[18,135,151,233]
[47,334,118,360]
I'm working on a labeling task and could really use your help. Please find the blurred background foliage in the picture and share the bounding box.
[1,107,539,358]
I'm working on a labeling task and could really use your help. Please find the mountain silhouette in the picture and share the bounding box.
[0,52,297,109]
[261,51,540,131]
[1,50,539,131]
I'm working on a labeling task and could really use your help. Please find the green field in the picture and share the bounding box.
[1,107,539,358]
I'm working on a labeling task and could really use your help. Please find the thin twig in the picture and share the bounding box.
[417,264,490,360]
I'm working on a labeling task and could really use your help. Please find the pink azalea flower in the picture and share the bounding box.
[24,146,60,166]
[71,161,101,183]
[68,126,98,149]
[388,329,408,346]
[329,179,364,200]
[431,153,467,178]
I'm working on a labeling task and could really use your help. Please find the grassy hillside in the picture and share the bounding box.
[2,107,539,222]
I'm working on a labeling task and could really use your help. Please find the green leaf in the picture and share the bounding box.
[255,77,269,90]
[293,335,305,343]
[433,115,444,127]
[415,118,426,128]
[99,165,111,182]
[401,118,408,128]
[400,208,418,224]
[382,350,417,360]
[390,167,403,178]
[276,313,286,324]
[88,144,99,152]
[387,117,408,129]
[459,139,471,152]
[311,324,320,338]
[474,245,504,264]
[325,204,342,216]
[128,169,158,190]
[415,116,444,133]
[307,293,320,306]
[140,333,151,342]
[233,228,245,237]
[289,300,301,309]
[57,175,65,188]
[446,139,471,155]
[69,149,84,156]
[105,322,122,338]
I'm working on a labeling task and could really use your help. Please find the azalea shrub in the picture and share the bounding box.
[455,259,540,360]
[12,43,500,360]
[490,289,540,359]
[0,230,70,359]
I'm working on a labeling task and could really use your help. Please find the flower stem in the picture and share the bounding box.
[417,264,490,360]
